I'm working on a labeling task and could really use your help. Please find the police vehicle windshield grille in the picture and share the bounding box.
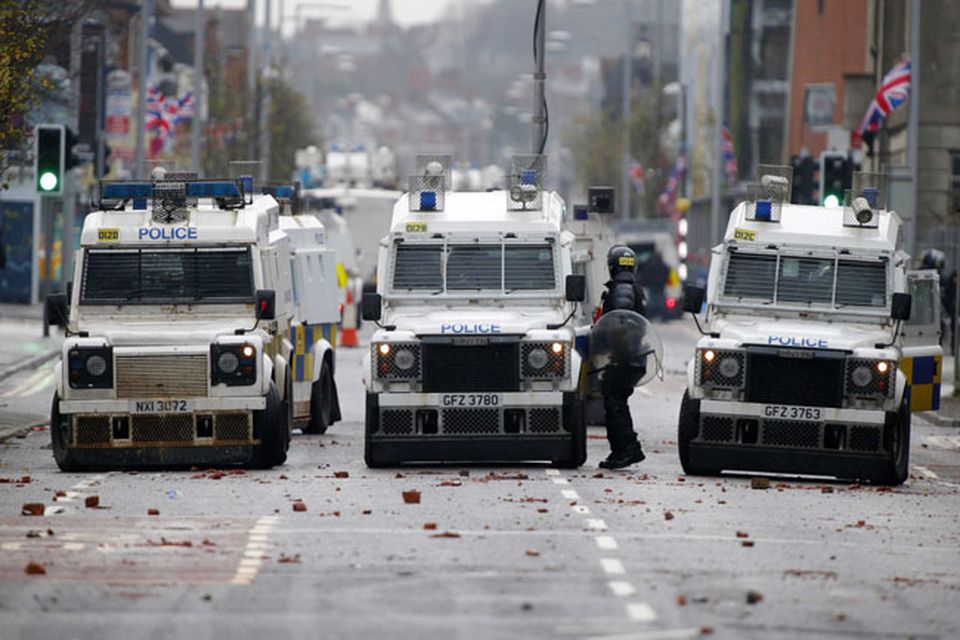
[392,242,555,293]
[723,251,886,308]
[81,248,254,304]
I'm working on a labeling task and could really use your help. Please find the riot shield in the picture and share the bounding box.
[589,310,663,386]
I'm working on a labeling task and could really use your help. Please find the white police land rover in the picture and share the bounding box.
[361,156,588,467]
[679,168,942,485]
[45,176,335,470]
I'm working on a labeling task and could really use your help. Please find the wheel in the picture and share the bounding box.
[251,383,286,468]
[363,392,394,468]
[303,361,334,434]
[554,393,587,468]
[677,390,721,476]
[50,393,85,472]
[871,396,911,485]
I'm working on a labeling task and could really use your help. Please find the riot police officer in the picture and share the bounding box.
[597,245,647,469]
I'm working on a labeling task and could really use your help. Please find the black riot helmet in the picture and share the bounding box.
[920,248,946,273]
[607,245,637,277]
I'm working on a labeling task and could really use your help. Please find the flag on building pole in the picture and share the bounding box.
[859,58,911,135]
[145,84,195,158]
[629,157,646,195]
[721,125,737,184]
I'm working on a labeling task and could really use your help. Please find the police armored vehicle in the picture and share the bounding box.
[361,155,588,467]
[679,168,942,485]
[45,176,337,469]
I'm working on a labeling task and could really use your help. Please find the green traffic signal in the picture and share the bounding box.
[39,171,59,192]
[34,124,65,195]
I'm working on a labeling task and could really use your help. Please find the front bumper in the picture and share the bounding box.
[63,445,257,468]
[691,399,895,478]
[366,391,580,463]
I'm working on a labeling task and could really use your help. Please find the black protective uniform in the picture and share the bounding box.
[597,248,647,468]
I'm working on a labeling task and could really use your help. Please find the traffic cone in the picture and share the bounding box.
[340,288,359,348]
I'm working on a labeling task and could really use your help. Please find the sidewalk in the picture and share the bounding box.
[0,303,61,384]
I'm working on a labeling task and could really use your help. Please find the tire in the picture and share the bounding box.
[554,393,587,468]
[871,396,911,485]
[363,393,393,468]
[251,383,286,469]
[677,390,721,476]
[304,361,334,435]
[50,393,85,472]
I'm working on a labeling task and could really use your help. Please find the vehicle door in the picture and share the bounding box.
[900,270,943,411]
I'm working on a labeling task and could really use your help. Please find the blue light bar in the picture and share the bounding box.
[521,169,538,185]
[420,191,437,211]
[102,182,153,199]
[755,199,772,221]
[573,204,588,220]
[262,185,296,200]
[240,175,254,194]
[187,181,242,198]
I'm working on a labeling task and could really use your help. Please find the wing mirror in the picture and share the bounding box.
[682,285,706,314]
[362,292,382,322]
[45,293,68,328]
[565,274,586,302]
[255,289,276,321]
[891,292,911,321]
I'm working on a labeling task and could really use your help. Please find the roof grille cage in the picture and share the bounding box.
[745,164,792,223]
[261,181,301,215]
[506,155,547,211]
[843,171,887,229]
[409,154,450,212]
[152,181,193,223]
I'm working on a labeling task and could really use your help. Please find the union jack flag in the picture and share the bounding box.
[721,125,737,184]
[629,157,645,195]
[859,59,911,134]
[145,84,194,157]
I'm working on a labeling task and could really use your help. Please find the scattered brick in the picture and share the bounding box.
[750,477,770,490]
[746,590,763,604]
[292,501,307,512]
[84,496,100,508]
[423,523,437,530]
[402,490,421,504]
[147,509,159,516]
[24,562,46,575]
[21,503,44,516]
[334,471,349,479]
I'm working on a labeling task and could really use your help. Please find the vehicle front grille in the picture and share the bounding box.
[74,416,111,445]
[761,420,820,448]
[745,350,844,408]
[848,425,881,452]
[215,413,251,441]
[132,414,194,442]
[528,408,561,433]
[422,341,520,392]
[381,409,414,435]
[441,408,499,434]
[700,416,735,442]
[116,354,208,399]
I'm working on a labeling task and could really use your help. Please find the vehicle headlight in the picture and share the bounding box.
[522,341,567,378]
[217,351,240,374]
[85,354,108,377]
[211,342,257,386]
[698,349,744,388]
[68,345,114,389]
[374,342,420,379]
[845,358,894,397]
[394,348,416,371]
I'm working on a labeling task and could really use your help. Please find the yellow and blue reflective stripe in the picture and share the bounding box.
[289,323,338,382]
[901,354,942,412]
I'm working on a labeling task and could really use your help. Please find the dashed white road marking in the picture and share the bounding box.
[62,542,85,551]
[231,515,277,586]
[587,629,702,640]
[586,518,608,531]
[625,602,658,622]
[600,558,626,575]
[2,542,23,551]
[551,477,570,485]
[561,489,580,501]
[608,581,636,597]
[545,469,561,477]
[595,535,619,551]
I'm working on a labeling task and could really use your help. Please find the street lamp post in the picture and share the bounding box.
[190,0,205,176]
[620,0,633,221]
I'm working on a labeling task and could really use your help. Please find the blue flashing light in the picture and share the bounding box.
[240,175,254,194]
[102,182,153,200]
[133,198,147,210]
[521,169,538,185]
[354,144,365,151]
[263,185,295,200]
[187,181,241,198]
[573,204,588,220]
[755,199,772,221]
[862,187,879,208]
[420,191,437,211]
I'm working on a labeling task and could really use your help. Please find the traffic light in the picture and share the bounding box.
[790,154,817,205]
[819,151,850,207]
[34,124,65,195]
